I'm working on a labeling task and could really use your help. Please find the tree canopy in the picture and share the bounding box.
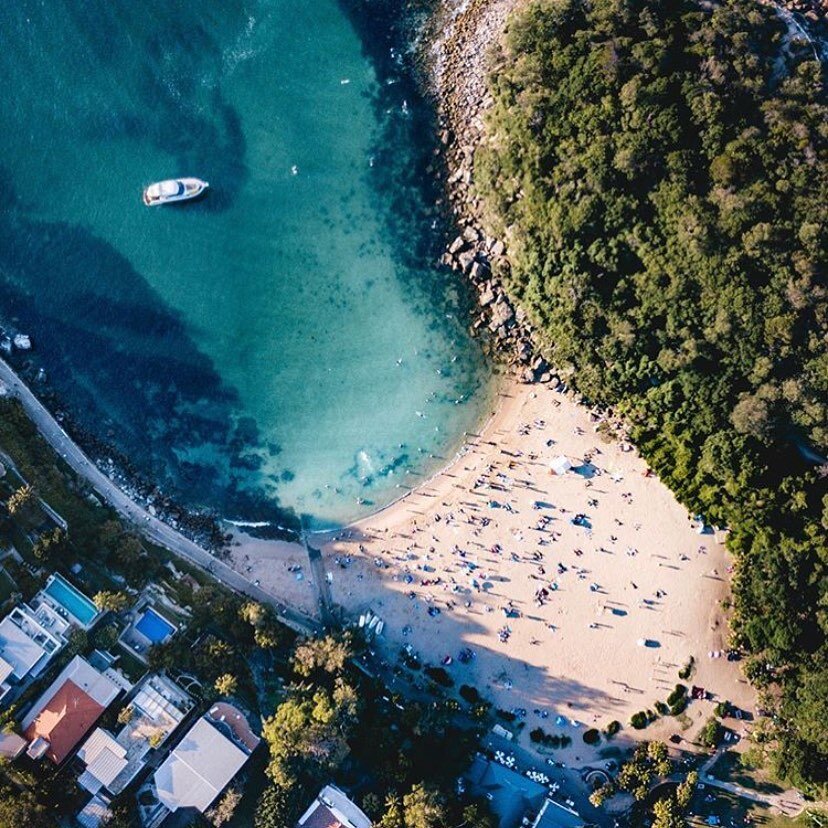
[477,0,828,794]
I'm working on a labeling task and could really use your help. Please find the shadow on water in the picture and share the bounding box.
[0,168,295,529]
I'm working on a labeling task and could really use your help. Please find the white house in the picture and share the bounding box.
[151,703,259,816]
[296,784,373,828]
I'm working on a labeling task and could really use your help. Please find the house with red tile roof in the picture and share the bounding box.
[20,655,125,764]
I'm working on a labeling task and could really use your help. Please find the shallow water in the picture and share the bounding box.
[0,0,494,528]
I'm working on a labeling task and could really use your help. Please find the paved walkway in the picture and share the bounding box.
[0,357,319,636]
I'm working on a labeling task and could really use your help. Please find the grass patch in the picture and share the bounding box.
[707,751,786,796]
[676,713,693,730]
[115,647,149,683]
[687,787,772,827]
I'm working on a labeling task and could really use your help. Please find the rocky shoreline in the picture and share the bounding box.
[424,0,827,390]
[782,0,828,21]
[424,0,561,386]
[0,341,234,551]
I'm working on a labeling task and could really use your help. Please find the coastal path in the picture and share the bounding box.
[0,356,319,636]
[301,528,336,627]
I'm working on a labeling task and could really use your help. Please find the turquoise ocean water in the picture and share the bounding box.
[0,0,494,528]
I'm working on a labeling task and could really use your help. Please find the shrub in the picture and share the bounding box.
[604,720,621,738]
[655,701,669,716]
[583,728,601,745]
[630,711,648,730]
[667,684,688,715]
[459,684,481,704]
[529,728,569,748]
[714,701,730,718]
[669,697,688,716]
[496,709,517,723]
[678,657,695,680]
[698,717,724,749]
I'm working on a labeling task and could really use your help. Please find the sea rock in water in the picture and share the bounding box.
[449,235,467,255]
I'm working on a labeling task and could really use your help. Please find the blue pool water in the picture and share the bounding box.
[135,608,176,643]
[43,574,99,627]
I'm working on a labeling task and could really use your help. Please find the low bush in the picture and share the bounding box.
[424,666,453,687]
[402,654,421,671]
[667,684,689,715]
[630,711,648,730]
[604,720,621,738]
[669,697,688,716]
[459,684,481,704]
[529,727,569,748]
[698,716,724,749]
[678,658,695,681]
[583,728,601,745]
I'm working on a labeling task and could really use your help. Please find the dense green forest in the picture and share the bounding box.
[475,0,828,794]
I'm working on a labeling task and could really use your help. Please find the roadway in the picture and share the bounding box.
[0,356,319,636]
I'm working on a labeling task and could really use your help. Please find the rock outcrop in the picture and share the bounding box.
[427,0,555,383]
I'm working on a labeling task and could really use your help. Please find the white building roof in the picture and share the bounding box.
[76,795,112,828]
[297,784,373,828]
[0,656,14,685]
[132,676,189,726]
[0,732,27,759]
[77,728,128,792]
[153,716,249,813]
[0,614,51,679]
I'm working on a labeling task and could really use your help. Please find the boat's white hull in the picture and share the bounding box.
[143,177,209,206]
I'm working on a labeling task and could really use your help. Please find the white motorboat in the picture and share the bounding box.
[142,177,209,206]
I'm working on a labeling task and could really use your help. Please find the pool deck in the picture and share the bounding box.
[118,603,177,662]
[40,573,99,629]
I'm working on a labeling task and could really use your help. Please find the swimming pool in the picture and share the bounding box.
[42,573,99,627]
[135,608,176,644]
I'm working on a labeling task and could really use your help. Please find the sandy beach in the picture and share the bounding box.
[229,376,755,764]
